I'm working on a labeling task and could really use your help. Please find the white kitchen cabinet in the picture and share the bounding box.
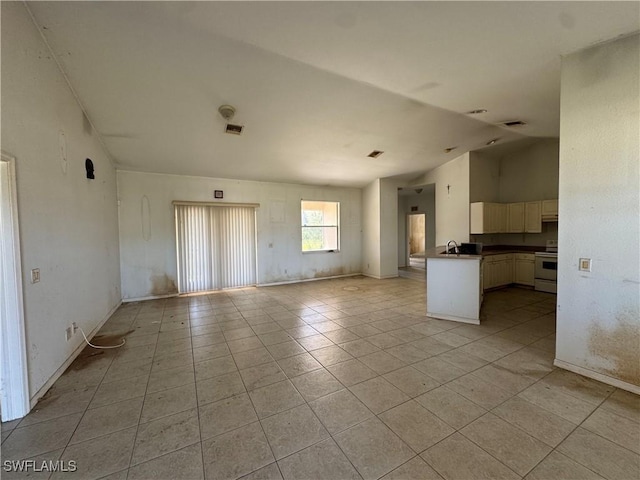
[514,253,535,286]
[542,199,558,220]
[525,201,542,233]
[507,203,525,233]
[470,202,506,234]
[483,254,514,290]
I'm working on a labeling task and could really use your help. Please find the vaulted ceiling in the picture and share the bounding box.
[27,2,639,187]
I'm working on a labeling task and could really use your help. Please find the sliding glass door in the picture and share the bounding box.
[175,204,257,293]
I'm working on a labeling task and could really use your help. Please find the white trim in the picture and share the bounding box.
[258,273,361,287]
[362,273,399,280]
[122,293,178,303]
[29,300,121,408]
[425,312,480,325]
[553,359,640,395]
[0,152,30,421]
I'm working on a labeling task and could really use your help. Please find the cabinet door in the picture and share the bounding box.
[494,203,507,233]
[542,199,558,216]
[525,201,542,233]
[497,256,514,286]
[514,259,535,286]
[507,203,525,233]
[483,261,497,290]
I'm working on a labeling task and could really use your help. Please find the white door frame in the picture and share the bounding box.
[0,152,30,420]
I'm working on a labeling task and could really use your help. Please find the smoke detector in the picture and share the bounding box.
[218,105,236,122]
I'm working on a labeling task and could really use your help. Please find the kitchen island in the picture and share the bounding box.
[425,246,483,324]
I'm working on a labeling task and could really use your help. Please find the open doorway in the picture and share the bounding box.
[0,152,30,421]
[407,213,426,269]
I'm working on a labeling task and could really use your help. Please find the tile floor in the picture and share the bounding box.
[2,276,639,480]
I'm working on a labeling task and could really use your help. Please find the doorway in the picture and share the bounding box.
[0,152,30,421]
[407,213,426,269]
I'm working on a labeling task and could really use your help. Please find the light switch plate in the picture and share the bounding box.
[579,258,592,272]
[31,268,40,283]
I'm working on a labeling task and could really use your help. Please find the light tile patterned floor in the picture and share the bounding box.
[2,276,639,480]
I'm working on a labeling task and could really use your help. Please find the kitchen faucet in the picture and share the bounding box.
[446,240,459,255]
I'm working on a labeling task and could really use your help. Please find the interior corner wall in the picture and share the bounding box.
[1,2,121,400]
[469,151,500,203]
[498,139,560,203]
[117,171,362,299]
[361,179,381,278]
[379,178,398,278]
[556,33,640,392]
[412,153,470,246]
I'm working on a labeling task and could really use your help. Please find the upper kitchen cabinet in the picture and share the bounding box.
[470,202,507,234]
[525,201,542,233]
[542,199,559,221]
[507,202,525,232]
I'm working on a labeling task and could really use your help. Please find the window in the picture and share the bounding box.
[301,200,339,252]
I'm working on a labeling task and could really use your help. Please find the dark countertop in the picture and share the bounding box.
[425,245,544,259]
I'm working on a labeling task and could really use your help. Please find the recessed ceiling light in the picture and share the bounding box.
[467,109,487,115]
[486,138,499,146]
[444,147,457,153]
[367,150,384,158]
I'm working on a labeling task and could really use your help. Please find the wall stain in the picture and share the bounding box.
[150,274,178,295]
[314,266,345,279]
[588,312,640,386]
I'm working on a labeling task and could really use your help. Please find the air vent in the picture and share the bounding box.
[466,109,487,115]
[225,124,244,135]
[501,120,527,127]
[367,150,384,158]
[444,146,457,153]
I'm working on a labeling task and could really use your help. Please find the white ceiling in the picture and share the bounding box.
[26,2,639,188]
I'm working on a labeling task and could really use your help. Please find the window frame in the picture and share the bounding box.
[300,200,340,253]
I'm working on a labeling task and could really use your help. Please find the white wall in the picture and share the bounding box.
[362,179,381,278]
[557,34,639,392]
[499,139,560,202]
[469,151,500,203]
[379,178,399,278]
[1,3,121,399]
[412,153,470,246]
[117,171,362,299]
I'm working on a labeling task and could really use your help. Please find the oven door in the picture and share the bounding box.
[535,255,557,281]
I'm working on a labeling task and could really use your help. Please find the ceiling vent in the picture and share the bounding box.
[501,120,527,127]
[225,124,244,135]
[466,109,487,115]
[367,150,384,158]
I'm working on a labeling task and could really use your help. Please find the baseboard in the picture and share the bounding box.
[362,273,399,280]
[122,293,178,303]
[259,273,362,287]
[554,359,640,395]
[29,300,122,409]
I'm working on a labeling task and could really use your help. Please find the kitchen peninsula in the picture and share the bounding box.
[425,246,483,325]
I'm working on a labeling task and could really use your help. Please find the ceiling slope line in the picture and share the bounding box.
[23,1,118,170]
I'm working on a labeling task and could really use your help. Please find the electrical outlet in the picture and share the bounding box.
[72,322,78,334]
[31,268,40,284]
[579,258,592,272]
[65,326,73,341]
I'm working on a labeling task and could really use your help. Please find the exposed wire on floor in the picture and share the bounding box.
[79,327,126,349]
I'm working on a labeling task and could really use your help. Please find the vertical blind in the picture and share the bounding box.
[175,204,257,293]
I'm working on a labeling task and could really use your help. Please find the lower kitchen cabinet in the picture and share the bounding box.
[514,253,535,286]
[483,254,513,290]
